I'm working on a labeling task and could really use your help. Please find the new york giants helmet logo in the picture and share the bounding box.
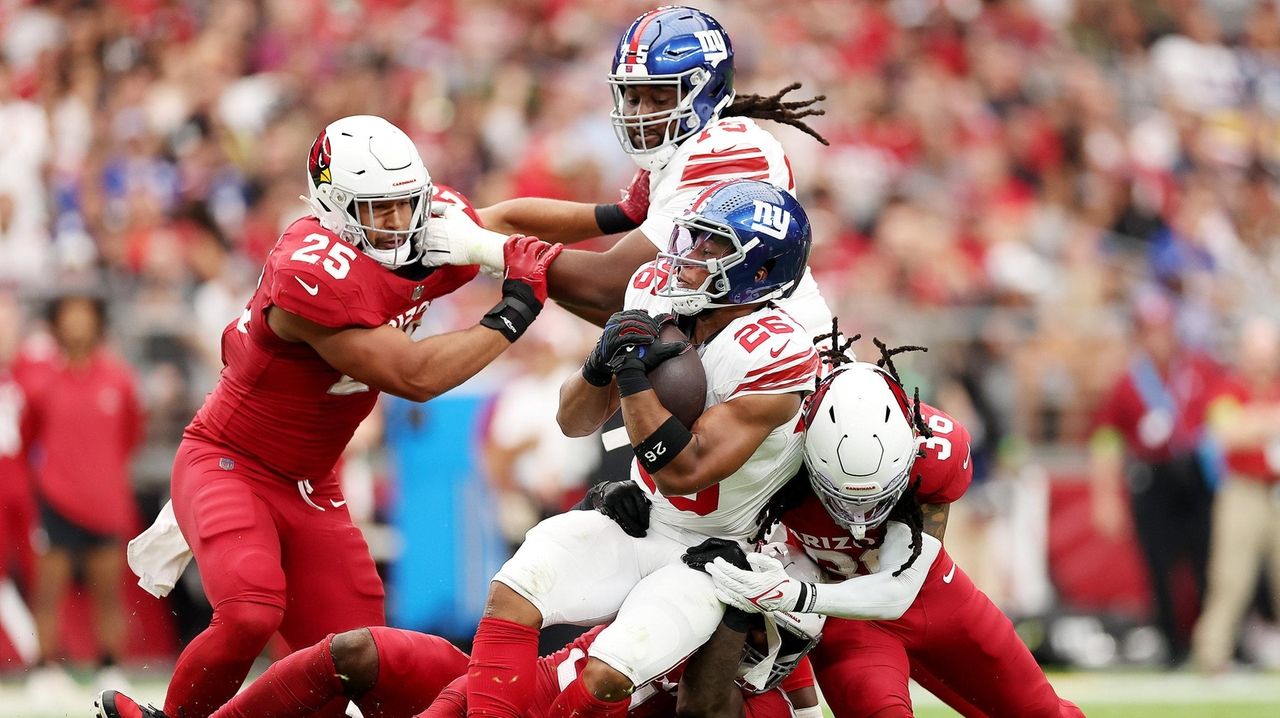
[750,200,792,240]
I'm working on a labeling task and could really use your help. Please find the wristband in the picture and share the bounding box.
[794,582,817,613]
[634,416,692,474]
[594,203,642,235]
[480,280,542,342]
[615,367,651,397]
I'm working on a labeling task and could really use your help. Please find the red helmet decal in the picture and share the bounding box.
[308,132,332,187]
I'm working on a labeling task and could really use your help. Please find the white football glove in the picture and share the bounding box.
[707,552,817,614]
[423,201,508,274]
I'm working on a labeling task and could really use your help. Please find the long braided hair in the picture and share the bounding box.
[724,82,830,146]
[869,336,933,577]
[751,319,935,576]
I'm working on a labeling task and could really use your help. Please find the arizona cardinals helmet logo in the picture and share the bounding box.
[308,132,332,187]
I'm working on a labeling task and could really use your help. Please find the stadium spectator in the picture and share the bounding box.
[1089,288,1223,666]
[1192,314,1280,673]
[26,294,143,691]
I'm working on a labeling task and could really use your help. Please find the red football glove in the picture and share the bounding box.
[503,234,563,305]
[618,170,652,225]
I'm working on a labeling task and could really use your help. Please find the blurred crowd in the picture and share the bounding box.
[1,0,1280,678]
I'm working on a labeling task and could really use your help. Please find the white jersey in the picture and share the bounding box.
[637,116,832,338]
[623,261,817,540]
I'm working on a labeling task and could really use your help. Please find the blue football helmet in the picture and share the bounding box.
[609,6,736,171]
[658,179,812,316]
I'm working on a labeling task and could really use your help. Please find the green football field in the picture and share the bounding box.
[4,669,1279,717]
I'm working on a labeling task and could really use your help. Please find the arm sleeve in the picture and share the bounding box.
[808,522,942,620]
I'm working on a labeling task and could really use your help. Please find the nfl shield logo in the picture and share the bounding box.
[219,457,235,471]
[412,286,424,300]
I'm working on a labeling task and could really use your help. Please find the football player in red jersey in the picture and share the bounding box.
[95,581,822,718]
[705,349,1085,718]
[96,115,562,718]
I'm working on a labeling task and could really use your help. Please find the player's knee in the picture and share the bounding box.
[580,658,634,703]
[330,629,379,696]
[483,581,542,628]
[214,599,284,643]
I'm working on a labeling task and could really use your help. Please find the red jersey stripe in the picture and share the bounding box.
[743,348,818,379]
[680,156,770,184]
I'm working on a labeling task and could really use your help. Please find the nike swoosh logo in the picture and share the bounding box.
[295,276,319,296]
[748,582,786,608]
[329,499,347,508]
[709,145,742,154]
[769,345,785,358]
[962,442,971,470]
[942,563,956,584]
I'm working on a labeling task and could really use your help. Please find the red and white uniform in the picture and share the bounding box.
[626,260,817,540]
[783,406,1082,718]
[162,189,481,718]
[421,625,807,718]
[637,117,831,338]
[494,261,817,690]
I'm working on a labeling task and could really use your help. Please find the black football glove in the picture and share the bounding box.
[682,537,751,573]
[580,480,651,538]
[683,537,759,632]
[582,310,664,387]
[606,330,691,376]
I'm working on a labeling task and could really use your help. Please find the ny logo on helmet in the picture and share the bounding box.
[751,200,792,240]
[695,30,729,67]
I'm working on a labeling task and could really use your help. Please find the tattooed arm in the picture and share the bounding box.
[922,503,950,541]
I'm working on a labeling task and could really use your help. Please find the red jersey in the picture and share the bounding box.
[1215,374,1280,482]
[1093,352,1222,463]
[536,626,803,718]
[185,187,480,481]
[783,403,971,580]
[25,349,144,535]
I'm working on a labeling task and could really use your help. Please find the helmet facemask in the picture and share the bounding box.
[609,67,733,171]
[657,217,762,316]
[806,453,915,541]
[339,184,433,269]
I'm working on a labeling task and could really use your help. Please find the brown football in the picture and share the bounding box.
[649,322,706,428]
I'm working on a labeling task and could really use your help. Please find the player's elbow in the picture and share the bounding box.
[651,463,712,498]
[557,407,596,437]
[396,377,441,403]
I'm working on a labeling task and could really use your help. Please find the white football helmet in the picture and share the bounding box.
[803,362,919,540]
[305,115,432,268]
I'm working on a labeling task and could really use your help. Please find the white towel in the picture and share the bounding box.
[127,500,193,598]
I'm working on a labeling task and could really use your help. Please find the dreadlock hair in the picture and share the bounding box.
[751,468,812,544]
[814,316,859,369]
[871,336,936,576]
[886,477,925,577]
[724,82,830,146]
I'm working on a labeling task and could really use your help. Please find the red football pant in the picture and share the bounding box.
[166,438,385,718]
[812,554,1083,718]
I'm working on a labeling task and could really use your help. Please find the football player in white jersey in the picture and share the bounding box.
[463,180,819,718]
[427,6,834,337]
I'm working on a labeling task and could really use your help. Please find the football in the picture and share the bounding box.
[650,322,706,428]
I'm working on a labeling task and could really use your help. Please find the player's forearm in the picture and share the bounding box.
[477,199,603,244]
[545,248,631,312]
[809,533,941,620]
[619,390,711,494]
[557,373,619,437]
[396,325,512,402]
[675,621,747,718]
